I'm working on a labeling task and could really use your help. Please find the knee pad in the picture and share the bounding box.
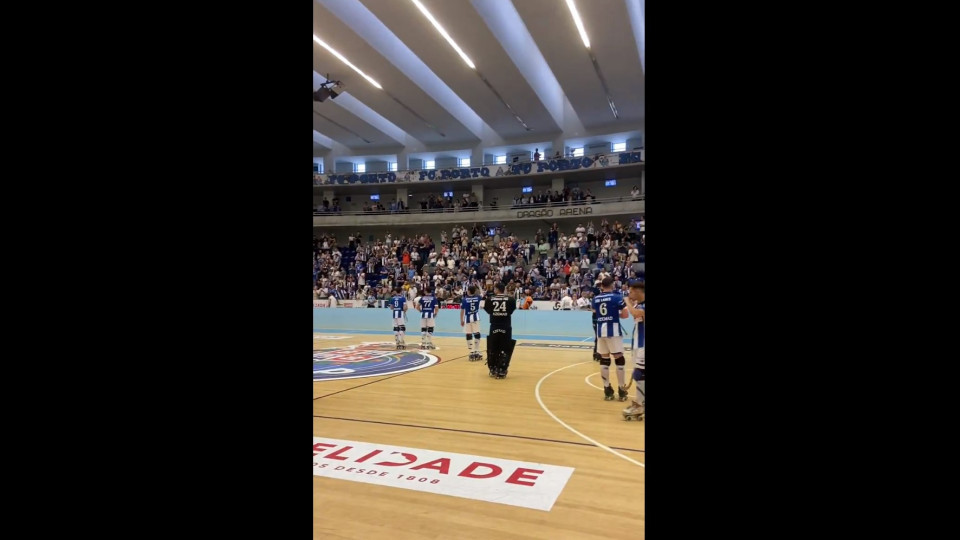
[473,332,481,340]
[466,335,473,341]
[393,326,399,332]
[427,327,434,334]
[399,325,406,332]
[633,367,645,381]
[614,355,625,366]
[599,357,612,366]
[421,327,427,333]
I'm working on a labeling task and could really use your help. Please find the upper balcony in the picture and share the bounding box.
[313,151,644,189]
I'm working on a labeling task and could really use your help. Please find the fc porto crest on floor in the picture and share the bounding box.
[314,343,440,381]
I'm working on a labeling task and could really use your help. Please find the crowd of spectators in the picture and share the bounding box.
[313,218,645,309]
[509,186,597,209]
[312,185,636,215]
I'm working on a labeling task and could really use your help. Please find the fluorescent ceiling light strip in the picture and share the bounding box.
[409,0,476,69]
[564,0,590,49]
[313,35,383,89]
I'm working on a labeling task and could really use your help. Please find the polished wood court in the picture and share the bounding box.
[313,334,645,539]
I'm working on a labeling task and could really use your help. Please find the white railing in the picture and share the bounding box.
[314,195,644,217]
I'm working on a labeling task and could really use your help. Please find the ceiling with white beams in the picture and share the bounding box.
[313,0,644,157]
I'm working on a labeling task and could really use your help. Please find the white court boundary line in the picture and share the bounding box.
[535,362,645,468]
[584,372,603,390]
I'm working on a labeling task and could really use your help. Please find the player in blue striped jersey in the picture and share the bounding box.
[623,280,645,420]
[460,285,483,361]
[415,287,439,349]
[592,277,630,401]
[389,287,408,350]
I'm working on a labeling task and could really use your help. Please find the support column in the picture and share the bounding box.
[396,187,408,210]
[396,151,409,172]
[471,184,484,209]
[640,170,645,196]
[470,145,484,168]
[549,136,565,159]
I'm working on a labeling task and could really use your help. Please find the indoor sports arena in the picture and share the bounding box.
[313,1,645,537]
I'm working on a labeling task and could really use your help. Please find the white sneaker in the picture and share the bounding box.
[623,402,644,416]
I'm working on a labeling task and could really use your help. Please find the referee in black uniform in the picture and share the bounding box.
[483,282,516,379]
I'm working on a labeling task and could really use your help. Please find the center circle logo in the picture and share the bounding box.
[314,343,440,381]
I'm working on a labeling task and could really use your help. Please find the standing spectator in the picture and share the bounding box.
[534,148,540,162]
[521,289,534,309]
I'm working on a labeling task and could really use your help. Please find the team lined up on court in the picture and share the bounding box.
[388,276,645,420]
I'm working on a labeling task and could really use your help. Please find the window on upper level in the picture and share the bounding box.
[355,163,366,173]
[389,162,397,171]
[459,157,471,167]
[572,148,584,157]
[425,160,436,170]
[494,155,506,164]
[612,142,626,152]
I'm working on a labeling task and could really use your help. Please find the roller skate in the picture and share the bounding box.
[420,341,428,350]
[395,337,402,350]
[603,385,615,401]
[398,339,406,350]
[469,351,482,362]
[618,385,629,402]
[622,401,644,421]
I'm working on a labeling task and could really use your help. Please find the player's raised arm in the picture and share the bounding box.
[618,296,629,319]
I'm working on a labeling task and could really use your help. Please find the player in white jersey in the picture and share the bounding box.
[389,287,408,350]
[623,280,645,420]
[415,287,439,349]
[592,277,630,401]
[460,285,483,361]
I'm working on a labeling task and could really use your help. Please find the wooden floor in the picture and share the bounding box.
[314,334,645,540]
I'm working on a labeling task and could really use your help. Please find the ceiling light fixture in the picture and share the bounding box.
[564,0,590,49]
[409,0,476,69]
[313,35,383,89]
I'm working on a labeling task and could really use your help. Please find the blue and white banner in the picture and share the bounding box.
[315,151,644,186]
